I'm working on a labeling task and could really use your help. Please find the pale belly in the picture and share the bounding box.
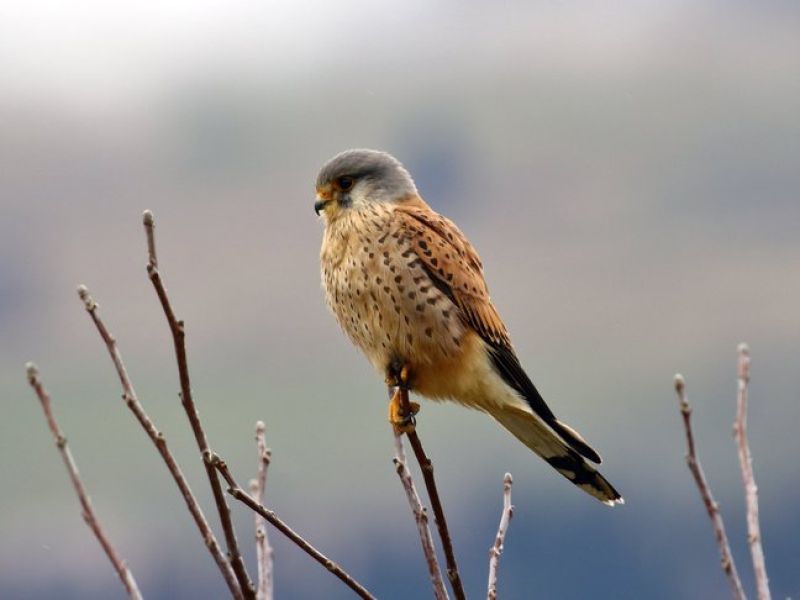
[321,222,467,391]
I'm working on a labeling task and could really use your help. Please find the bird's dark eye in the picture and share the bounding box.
[337,176,354,191]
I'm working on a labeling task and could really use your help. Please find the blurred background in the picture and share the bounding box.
[2,1,799,598]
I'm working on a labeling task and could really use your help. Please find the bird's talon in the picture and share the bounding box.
[392,407,416,434]
[393,419,416,435]
[388,388,420,433]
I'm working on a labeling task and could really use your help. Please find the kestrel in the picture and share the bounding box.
[315,149,622,506]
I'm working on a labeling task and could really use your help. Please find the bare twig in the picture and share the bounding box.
[251,421,274,600]
[673,374,746,600]
[734,344,770,600]
[392,431,449,600]
[396,386,466,600]
[77,285,243,599]
[207,453,377,600]
[26,363,143,600]
[142,210,255,599]
[487,473,513,600]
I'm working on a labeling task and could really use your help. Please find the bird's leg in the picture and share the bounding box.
[386,363,419,434]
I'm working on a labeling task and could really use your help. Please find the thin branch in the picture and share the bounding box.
[26,363,143,600]
[673,374,746,600]
[77,285,243,599]
[142,209,255,599]
[734,344,771,600]
[487,473,513,600]
[251,421,274,600]
[207,452,377,600]
[392,430,449,600]
[397,386,466,600]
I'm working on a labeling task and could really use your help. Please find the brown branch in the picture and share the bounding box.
[734,344,771,600]
[487,473,513,600]
[77,285,243,599]
[142,210,255,599]
[26,363,143,600]
[207,452,377,600]
[392,430,449,600]
[397,386,466,600]
[673,374,746,600]
[251,421,274,600]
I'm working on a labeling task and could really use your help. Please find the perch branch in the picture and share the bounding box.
[487,473,513,600]
[396,385,466,600]
[251,421,274,600]
[207,453,377,600]
[734,343,770,600]
[392,430,449,600]
[142,209,255,599]
[673,374,745,600]
[26,363,143,600]
[77,285,242,599]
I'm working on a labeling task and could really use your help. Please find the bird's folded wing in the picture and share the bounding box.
[393,202,510,347]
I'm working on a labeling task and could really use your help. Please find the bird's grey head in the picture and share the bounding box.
[314,149,417,218]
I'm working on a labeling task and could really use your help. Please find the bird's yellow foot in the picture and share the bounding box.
[399,365,410,387]
[388,387,420,434]
[386,362,412,388]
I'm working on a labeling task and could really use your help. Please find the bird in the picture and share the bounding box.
[315,148,622,506]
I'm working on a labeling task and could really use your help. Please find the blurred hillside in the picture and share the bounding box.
[1,1,799,598]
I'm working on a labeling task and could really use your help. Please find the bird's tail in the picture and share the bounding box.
[487,404,623,506]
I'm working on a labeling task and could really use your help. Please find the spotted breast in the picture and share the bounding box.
[320,199,469,384]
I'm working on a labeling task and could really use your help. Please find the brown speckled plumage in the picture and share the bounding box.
[321,198,475,383]
[316,149,622,505]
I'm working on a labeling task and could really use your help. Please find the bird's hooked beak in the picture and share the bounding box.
[314,198,330,216]
[314,187,333,216]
